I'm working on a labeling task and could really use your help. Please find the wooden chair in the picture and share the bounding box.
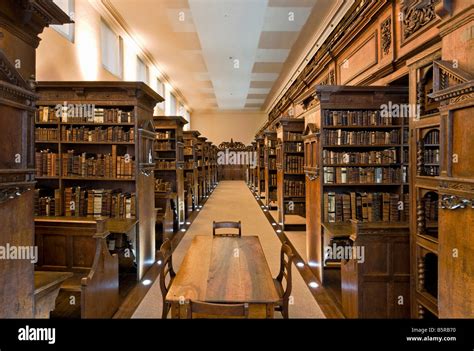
[186,301,249,319]
[159,239,176,319]
[273,243,294,319]
[212,221,242,237]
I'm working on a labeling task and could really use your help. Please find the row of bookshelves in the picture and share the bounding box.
[283,180,305,197]
[284,142,303,152]
[35,150,135,179]
[156,160,177,170]
[323,166,401,185]
[423,193,439,221]
[322,149,398,165]
[155,141,175,151]
[323,110,405,127]
[267,140,278,149]
[324,191,409,223]
[267,158,277,169]
[155,179,172,192]
[424,149,440,164]
[283,132,303,142]
[268,173,277,187]
[38,106,134,124]
[323,129,401,146]
[36,126,136,143]
[156,131,174,140]
[422,166,440,177]
[283,156,304,174]
[423,130,440,145]
[34,187,136,218]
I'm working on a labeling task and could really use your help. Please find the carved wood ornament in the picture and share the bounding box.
[218,139,248,151]
[401,0,440,43]
[381,17,392,56]
[440,195,474,210]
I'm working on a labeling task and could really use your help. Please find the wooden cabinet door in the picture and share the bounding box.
[438,201,474,317]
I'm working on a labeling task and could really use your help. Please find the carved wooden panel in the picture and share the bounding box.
[451,108,474,179]
[438,198,474,317]
[401,0,440,45]
[339,32,378,85]
[381,16,392,56]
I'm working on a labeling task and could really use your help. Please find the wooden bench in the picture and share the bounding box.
[34,271,73,318]
[35,217,119,319]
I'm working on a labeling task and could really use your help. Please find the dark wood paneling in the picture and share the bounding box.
[341,222,410,318]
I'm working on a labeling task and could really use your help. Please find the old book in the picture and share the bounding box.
[342,193,351,221]
[382,193,390,222]
[112,145,117,178]
[327,192,336,223]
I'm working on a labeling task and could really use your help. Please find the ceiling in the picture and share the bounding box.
[107,0,338,111]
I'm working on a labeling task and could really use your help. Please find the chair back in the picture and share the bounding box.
[186,301,249,319]
[276,243,294,301]
[159,239,175,298]
[212,221,242,237]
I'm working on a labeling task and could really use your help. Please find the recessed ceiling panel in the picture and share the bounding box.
[110,0,331,111]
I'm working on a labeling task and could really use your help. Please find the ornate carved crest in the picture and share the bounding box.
[401,0,440,43]
[218,139,247,151]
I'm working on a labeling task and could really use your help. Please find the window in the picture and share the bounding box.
[178,103,185,116]
[184,110,191,131]
[51,0,75,42]
[137,57,149,84]
[101,19,123,78]
[169,93,177,115]
[156,78,165,112]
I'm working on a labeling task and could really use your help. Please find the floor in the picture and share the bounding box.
[132,180,325,319]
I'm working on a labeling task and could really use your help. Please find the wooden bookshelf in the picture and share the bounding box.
[408,50,442,319]
[197,136,207,203]
[255,135,265,199]
[409,26,474,318]
[264,130,277,209]
[183,130,201,214]
[205,141,213,195]
[248,141,257,191]
[153,116,187,230]
[301,85,410,317]
[210,144,219,188]
[35,81,163,280]
[275,117,306,230]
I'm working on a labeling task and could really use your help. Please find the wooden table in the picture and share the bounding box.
[34,271,73,319]
[166,236,280,319]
